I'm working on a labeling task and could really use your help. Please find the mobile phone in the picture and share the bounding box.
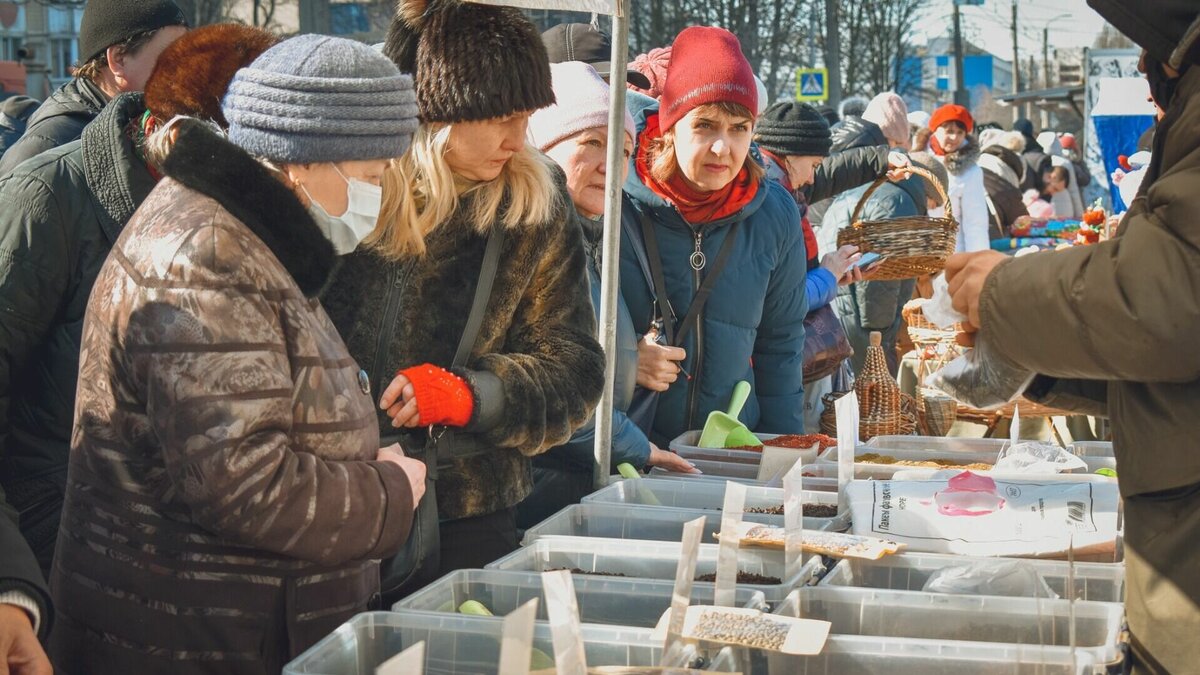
[853,252,885,269]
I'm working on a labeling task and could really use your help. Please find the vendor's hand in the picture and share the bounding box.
[637,328,686,392]
[0,604,51,675]
[377,444,428,502]
[380,373,421,429]
[820,245,862,285]
[886,151,913,182]
[647,443,700,474]
[944,250,1008,331]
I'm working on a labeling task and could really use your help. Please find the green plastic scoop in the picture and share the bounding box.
[698,380,762,449]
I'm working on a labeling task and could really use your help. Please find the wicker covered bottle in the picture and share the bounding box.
[855,331,903,439]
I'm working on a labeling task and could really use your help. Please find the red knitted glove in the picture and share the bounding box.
[398,364,475,427]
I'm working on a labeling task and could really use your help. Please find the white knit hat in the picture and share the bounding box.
[528,61,636,153]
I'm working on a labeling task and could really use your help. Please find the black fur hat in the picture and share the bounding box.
[384,0,554,123]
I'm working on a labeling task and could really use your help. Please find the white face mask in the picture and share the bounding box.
[301,164,382,255]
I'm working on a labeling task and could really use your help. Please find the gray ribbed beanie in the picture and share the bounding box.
[223,34,419,163]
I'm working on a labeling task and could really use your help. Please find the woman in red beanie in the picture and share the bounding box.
[927,103,989,252]
[619,26,809,445]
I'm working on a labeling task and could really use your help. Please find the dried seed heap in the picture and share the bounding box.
[693,611,789,650]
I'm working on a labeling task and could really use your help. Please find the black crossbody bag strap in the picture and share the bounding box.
[638,209,741,348]
[431,226,506,469]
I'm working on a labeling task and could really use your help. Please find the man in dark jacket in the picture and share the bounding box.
[977,143,1029,239]
[946,2,1200,671]
[0,24,275,579]
[1012,117,1052,193]
[0,0,186,175]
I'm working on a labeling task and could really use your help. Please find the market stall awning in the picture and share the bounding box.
[996,85,1086,118]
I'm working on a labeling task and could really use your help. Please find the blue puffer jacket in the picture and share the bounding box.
[620,94,808,443]
[534,214,651,472]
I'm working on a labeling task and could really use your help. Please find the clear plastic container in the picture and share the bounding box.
[670,430,821,466]
[819,552,1126,603]
[760,634,1099,674]
[1070,441,1114,458]
[393,568,768,628]
[772,587,1123,664]
[283,611,664,674]
[649,458,763,481]
[521,503,832,547]
[485,537,826,606]
[819,445,1001,480]
[863,435,1012,456]
[582,478,849,531]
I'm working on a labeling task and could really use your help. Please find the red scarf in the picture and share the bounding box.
[635,113,759,225]
[761,148,819,266]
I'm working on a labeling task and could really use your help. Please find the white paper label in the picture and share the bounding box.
[498,598,539,675]
[376,641,424,675]
[783,463,806,583]
[541,570,587,675]
[836,394,860,513]
[1011,405,1021,444]
[714,482,746,607]
[664,516,706,657]
[651,605,831,655]
[757,445,809,482]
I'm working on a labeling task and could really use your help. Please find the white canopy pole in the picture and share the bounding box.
[468,0,626,490]
[591,0,629,489]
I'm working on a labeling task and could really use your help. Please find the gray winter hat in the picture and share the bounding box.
[222,34,419,164]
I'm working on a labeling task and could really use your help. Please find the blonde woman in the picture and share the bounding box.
[619,26,808,445]
[322,0,604,593]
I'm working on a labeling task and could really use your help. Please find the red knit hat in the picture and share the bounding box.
[928,104,974,134]
[658,27,757,132]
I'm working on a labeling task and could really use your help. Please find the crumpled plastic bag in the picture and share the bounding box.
[922,559,1059,599]
[994,441,1089,474]
[922,274,967,329]
[925,333,1036,410]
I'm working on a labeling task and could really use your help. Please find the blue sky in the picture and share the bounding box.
[914,0,1109,60]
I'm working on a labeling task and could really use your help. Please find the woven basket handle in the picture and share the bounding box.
[849,165,953,225]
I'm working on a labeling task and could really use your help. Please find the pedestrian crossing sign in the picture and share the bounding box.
[796,68,828,101]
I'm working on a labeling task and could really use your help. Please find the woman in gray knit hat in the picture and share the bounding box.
[49,35,424,674]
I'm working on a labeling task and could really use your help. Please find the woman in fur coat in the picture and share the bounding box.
[321,0,605,586]
[927,104,990,252]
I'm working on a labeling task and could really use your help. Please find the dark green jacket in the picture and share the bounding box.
[0,93,153,573]
[321,170,605,521]
[984,66,1200,499]
[0,77,107,176]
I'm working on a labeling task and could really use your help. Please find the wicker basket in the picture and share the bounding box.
[819,333,918,440]
[837,166,959,281]
[918,387,958,437]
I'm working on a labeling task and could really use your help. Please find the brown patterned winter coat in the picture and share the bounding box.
[322,162,605,522]
[48,122,416,675]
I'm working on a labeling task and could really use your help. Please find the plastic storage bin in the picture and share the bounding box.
[757,634,1098,674]
[650,458,764,482]
[773,586,1123,664]
[862,435,1011,455]
[670,430,821,466]
[1071,441,1114,458]
[521,503,832,547]
[486,537,826,606]
[819,552,1126,603]
[582,479,849,531]
[393,569,768,628]
[819,445,1001,479]
[283,611,664,674]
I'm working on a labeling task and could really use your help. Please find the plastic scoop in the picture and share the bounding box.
[698,381,762,449]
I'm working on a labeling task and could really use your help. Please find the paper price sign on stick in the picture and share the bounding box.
[783,462,806,583]
[498,598,539,675]
[714,481,747,608]
[836,393,860,514]
[664,516,706,658]
[542,570,587,675]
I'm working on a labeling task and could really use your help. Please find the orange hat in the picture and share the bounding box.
[928,104,974,135]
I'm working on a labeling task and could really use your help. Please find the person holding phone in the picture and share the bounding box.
[818,152,949,376]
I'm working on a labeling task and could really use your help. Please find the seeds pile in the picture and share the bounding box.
[692,610,789,650]
[745,504,838,517]
[694,571,782,585]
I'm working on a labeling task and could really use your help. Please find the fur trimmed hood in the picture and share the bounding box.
[941,133,981,176]
[160,120,336,297]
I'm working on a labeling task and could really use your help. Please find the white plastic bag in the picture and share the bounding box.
[922,560,1059,599]
[993,441,1089,474]
[925,335,1036,410]
[922,274,967,329]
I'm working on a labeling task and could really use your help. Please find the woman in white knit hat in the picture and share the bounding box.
[516,61,698,527]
